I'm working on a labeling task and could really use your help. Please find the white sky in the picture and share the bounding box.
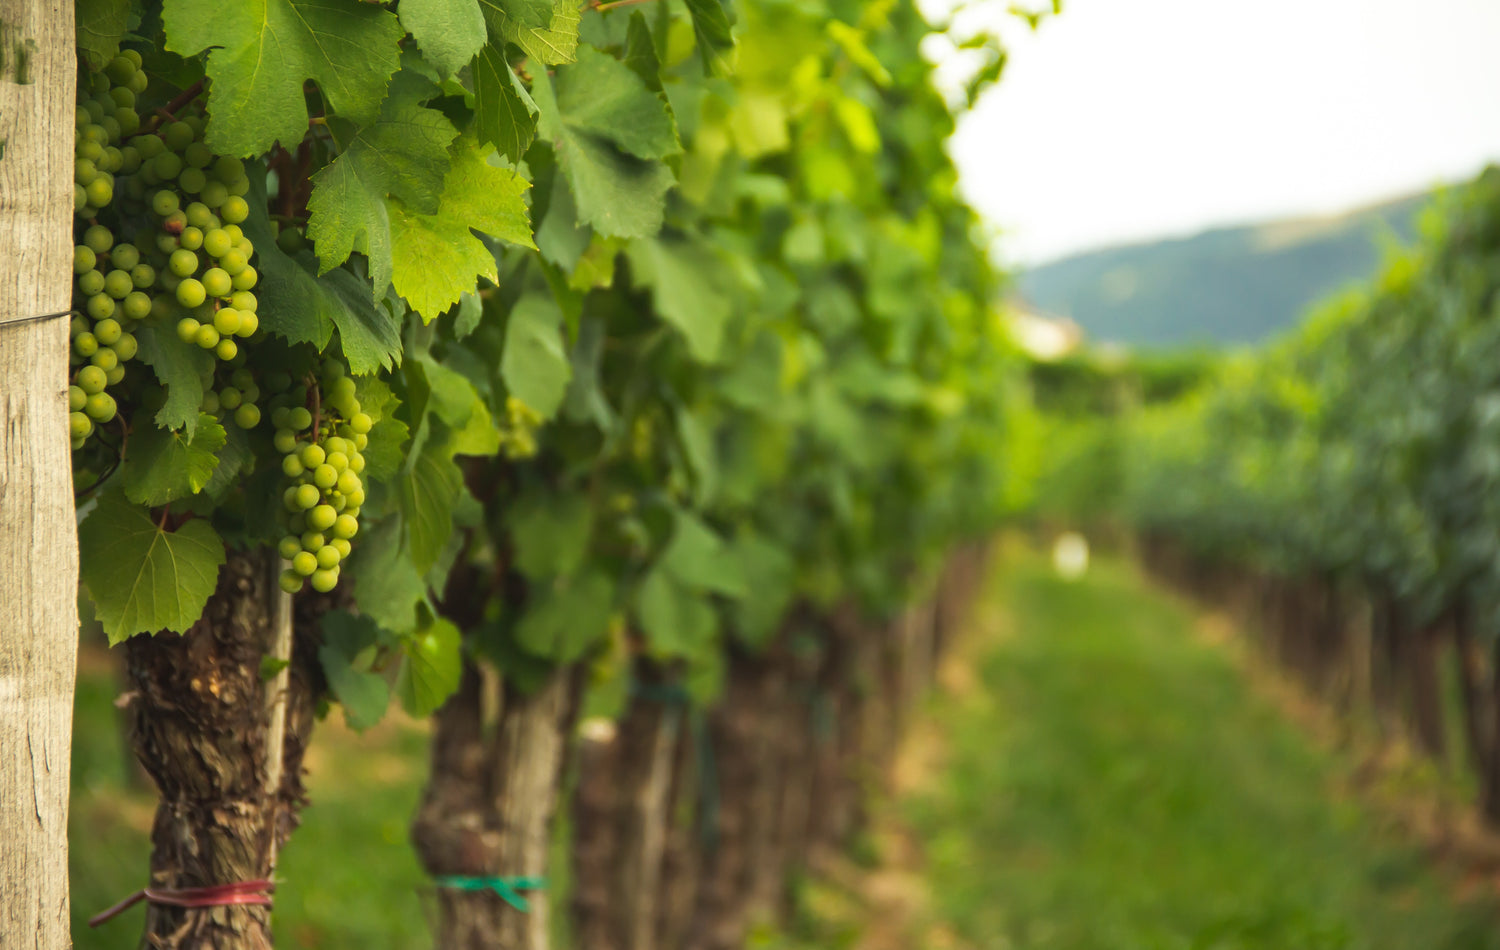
[919,0,1500,265]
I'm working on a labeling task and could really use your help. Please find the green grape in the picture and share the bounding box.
[236,311,259,337]
[109,86,134,109]
[179,226,204,251]
[94,318,122,345]
[130,264,155,288]
[278,536,302,560]
[220,196,249,224]
[77,269,105,296]
[176,278,206,308]
[294,484,320,510]
[214,338,237,361]
[110,243,140,270]
[200,181,229,209]
[90,348,118,371]
[68,386,86,411]
[200,389,220,413]
[336,470,361,495]
[234,403,260,429]
[331,538,352,559]
[331,514,359,540]
[185,142,214,169]
[298,443,326,468]
[176,317,201,342]
[307,505,337,532]
[325,451,349,474]
[350,412,373,434]
[73,185,87,213]
[230,266,257,291]
[73,245,96,273]
[312,464,338,490]
[118,146,142,174]
[168,248,198,277]
[203,228,232,258]
[218,386,242,410]
[203,268,232,298]
[273,428,298,454]
[84,177,113,207]
[213,307,241,335]
[315,545,340,570]
[151,190,180,217]
[153,151,183,180]
[105,364,126,386]
[113,333,138,361]
[179,167,206,194]
[218,248,248,276]
[122,291,151,320]
[222,224,243,243]
[193,323,219,349]
[69,412,93,439]
[290,550,317,578]
[136,135,164,159]
[84,391,116,422]
[103,55,135,85]
[289,407,312,431]
[163,121,194,152]
[73,332,98,358]
[300,531,325,552]
[213,155,245,181]
[279,570,303,594]
[230,290,257,312]
[310,568,339,593]
[83,224,113,254]
[86,293,114,320]
[282,454,305,478]
[103,270,132,299]
[345,487,365,508]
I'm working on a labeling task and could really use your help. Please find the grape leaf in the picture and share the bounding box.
[135,325,213,436]
[479,0,580,65]
[509,491,592,580]
[660,511,746,597]
[399,442,464,574]
[501,292,571,419]
[348,516,427,634]
[637,569,717,659]
[471,44,538,163]
[683,0,735,73]
[399,0,486,77]
[79,492,226,644]
[513,569,614,663]
[202,422,255,499]
[161,0,405,156]
[728,531,794,648]
[319,611,391,730]
[307,82,459,301]
[395,616,462,716]
[76,0,132,69]
[623,11,665,93]
[122,412,226,507]
[531,46,678,239]
[626,237,731,361]
[389,140,535,321]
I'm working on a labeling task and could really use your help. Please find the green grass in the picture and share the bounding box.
[906,553,1500,950]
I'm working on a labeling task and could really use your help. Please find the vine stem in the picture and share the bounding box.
[262,554,294,870]
[592,0,657,11]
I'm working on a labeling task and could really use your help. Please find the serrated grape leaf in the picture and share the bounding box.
[626,237,731,362]
[79,492,226,644]
[362,416,411,482]
[471,44,538,163]
[243,177,401,373]
[683,0,735,73]
[637,569,717,659]
[76,0,131,69]
[319,611,392,730]
[534,170,591,270]
[513,569,614,663]
[348,515,427,634]
[399,442,463,574]
[400,0,486,77]
[307,81,459,300]
[161,0,404,156]
[501,291,571,419]
[389,140,534,321]
[122,412,226,507]
[531,47,677,239]
[716,331,783,410]
[135,325,212,436]
[660,510,745,597]
[395,616,462,716]
[623,12,665,93]
[509,491,592,580]
[674,406,717,506]
[479,0,580,65]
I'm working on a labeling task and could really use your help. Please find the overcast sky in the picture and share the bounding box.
[919,0,1500,266]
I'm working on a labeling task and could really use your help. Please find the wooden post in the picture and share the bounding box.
[0,2,79,947]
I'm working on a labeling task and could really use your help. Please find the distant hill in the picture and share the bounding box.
[1017,193,1433,347]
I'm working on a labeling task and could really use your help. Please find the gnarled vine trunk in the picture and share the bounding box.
[124,550,317,949]
[412,662,580,950]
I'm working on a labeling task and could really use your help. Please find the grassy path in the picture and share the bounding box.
[889,551,1500,950]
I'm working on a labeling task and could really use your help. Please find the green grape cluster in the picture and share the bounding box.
[499,395,544,459]
[69,50,263,448]
[272,364,372,594]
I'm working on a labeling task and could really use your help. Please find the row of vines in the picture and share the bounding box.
[1,0,1038,947]
[1116,168,1500,825]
